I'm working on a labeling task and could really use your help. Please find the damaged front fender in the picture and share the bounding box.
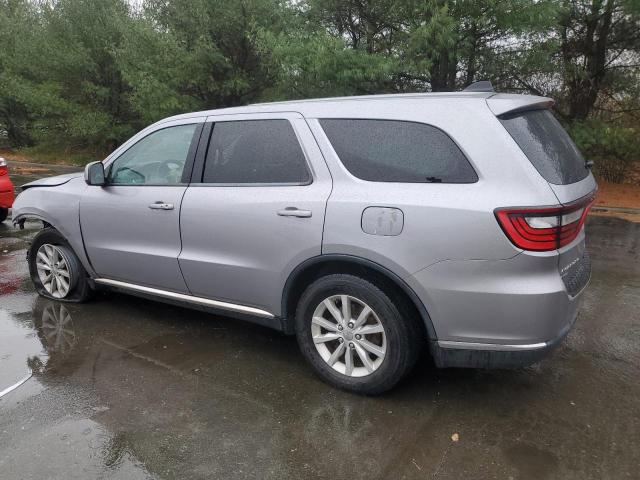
[11,177,96,277]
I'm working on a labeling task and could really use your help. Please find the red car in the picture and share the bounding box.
[0,157,14,222]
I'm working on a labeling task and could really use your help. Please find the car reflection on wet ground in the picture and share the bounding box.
[0,215,639,480]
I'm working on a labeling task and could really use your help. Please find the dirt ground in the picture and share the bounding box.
[595,180,640,209]
[592,164,640,222]
[0,149,33,163]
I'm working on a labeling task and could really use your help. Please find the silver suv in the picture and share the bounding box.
[13,85,596,393]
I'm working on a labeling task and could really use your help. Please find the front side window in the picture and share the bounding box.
[320,119,478,183]
[202,120,310,184]
[108,124,199,185]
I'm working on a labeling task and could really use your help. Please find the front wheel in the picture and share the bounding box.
[295,274,421,394]
[28,228,92,302]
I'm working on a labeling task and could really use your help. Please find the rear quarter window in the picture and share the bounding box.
[320,119,478,183]
[499,109,589,185]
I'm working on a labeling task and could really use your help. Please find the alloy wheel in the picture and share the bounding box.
[36,244,72,299]
[311,295,387,377]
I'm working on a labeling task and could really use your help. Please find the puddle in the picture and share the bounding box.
[0,368,32,398]
[0,306,48,398]
[0,417,155,479]
[0,275,155,478]
[0,317,45,394]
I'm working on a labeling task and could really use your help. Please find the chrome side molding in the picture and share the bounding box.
[437,340,547,352]
[94,278,274,318]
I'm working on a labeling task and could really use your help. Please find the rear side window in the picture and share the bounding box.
[202,120,310,184]
[320,119,477,183]
[499,109,589,185]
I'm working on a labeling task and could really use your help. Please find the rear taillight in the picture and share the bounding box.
[0,157,7,176]
[495,193,596,252]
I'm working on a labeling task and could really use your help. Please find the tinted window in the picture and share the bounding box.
[500,109,589,185]
[202,120,310,184]
[108,124,198,185]
[320,119,477,183]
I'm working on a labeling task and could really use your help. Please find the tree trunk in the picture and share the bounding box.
[565,0,616,120]
[465,27,478,86]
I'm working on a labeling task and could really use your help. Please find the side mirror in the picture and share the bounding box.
[84,161,105,186]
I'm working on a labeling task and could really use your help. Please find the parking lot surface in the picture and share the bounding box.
[1,197,639,478]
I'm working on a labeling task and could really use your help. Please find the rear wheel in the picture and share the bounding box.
[28,228,92,302]
[295,274,421,394]
[0,208,7,223]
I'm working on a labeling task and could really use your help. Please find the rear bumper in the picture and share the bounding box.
[406,244,590,368]
[430,312,576,368]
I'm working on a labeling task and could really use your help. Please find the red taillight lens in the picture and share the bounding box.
[495,193,596,252]
[0,158,7,176]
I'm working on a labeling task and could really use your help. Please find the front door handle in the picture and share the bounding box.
[149,202,174,211]
[277,207,312,218]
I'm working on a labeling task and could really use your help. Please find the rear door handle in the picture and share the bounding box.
[149,202,174,210]
[277,207,312,218]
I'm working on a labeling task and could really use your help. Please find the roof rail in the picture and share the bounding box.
[462,80,494,93]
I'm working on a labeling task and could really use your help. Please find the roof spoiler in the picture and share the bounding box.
[487,95,554,116]
[461,80,554,116]
[462,80,494,93]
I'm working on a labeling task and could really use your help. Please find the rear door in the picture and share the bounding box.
[178,112,332,316]
[80,119,203,292]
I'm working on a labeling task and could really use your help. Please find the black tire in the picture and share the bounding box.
[295,274,422,395]
[0,207,7,223]
[28,228,92,302]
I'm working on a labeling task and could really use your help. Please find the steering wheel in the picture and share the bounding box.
[112,166,145,184]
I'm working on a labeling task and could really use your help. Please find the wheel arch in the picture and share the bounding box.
[13,211,51,228]
[281,254,436,339]
[15,210,96,278]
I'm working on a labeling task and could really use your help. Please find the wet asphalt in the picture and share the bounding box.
[0,166,639,479]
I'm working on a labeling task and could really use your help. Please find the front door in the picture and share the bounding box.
[179,113,332,315]
[80,120,203,292]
